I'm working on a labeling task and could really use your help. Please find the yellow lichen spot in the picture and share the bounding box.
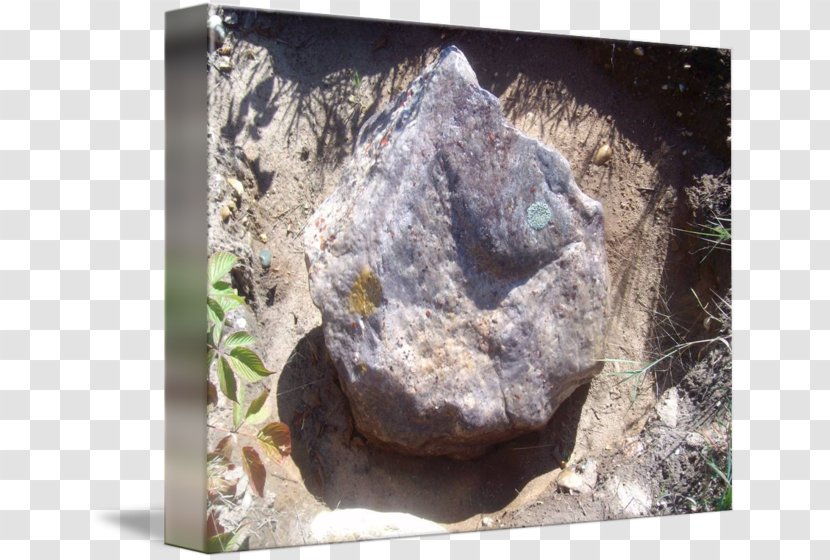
[348,266,382,317]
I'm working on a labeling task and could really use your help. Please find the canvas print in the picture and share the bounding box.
[170,4,731,552]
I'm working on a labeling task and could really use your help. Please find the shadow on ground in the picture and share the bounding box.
[276,326,590,524]
[98,510,164,541]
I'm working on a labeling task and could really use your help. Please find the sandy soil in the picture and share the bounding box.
[204,8,731,549]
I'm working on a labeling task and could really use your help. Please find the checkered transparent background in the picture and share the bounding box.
[0,0,824,557]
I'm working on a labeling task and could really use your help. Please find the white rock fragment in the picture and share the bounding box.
[309,509,447,543]
[656,387,679,428]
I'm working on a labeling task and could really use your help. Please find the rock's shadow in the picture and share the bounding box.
[277,326,590,524]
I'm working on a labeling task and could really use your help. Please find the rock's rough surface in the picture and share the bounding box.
[304,46,608,457]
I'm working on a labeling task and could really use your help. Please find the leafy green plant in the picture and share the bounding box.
[207,252,274,407]
[205,251,293,552]
[706,451,732,511]
[672,216,731,262]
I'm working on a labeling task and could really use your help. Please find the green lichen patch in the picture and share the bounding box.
[526,201,552,230]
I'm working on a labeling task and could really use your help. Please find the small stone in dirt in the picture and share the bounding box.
[614,478,651,516]
[220,206,232,221]
[557,467,584,493]
[633,46,644,56]
[217,58,233,72]
[259,232,268,243]
[592,144,612,165]
[580,458,598,489]
[207,14,225,48]
[481,516,495,528]
[685,432,706,448]
[304,46,608,458]
[656,387,679,428]
[259,249,272,269]
[227,177,245,198]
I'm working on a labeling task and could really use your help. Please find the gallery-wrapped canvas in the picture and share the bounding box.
[166,4,731,552]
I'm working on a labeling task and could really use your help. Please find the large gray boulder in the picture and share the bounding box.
[304,46,608,458]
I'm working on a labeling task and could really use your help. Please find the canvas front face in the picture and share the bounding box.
[167,4,731,551]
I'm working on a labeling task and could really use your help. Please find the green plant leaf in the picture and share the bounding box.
[208,252,238,286]
[224,331,255,349]
[226,347,274,382]
[207,298,224,329]
[210,282,246,313]
[207,348,217,368]
[232,383,246,430]
[245,388,270,424]
[210,281,234,293]
[213,323,223,347]
[718,486,732,511]
[217,357,238,403]
[206,531,240,553]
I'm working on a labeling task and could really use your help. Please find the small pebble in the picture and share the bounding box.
[227,177,244,198]
[592,144,612,166]
[557,467,584,493]
[633,46,644,56]
[208,15,226,47]
[217,58,233,72]
[259,233,268,243]
[259,249,272,269]
[220,206,231,221]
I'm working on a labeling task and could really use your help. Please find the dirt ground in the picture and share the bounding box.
[204,8,731,549]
